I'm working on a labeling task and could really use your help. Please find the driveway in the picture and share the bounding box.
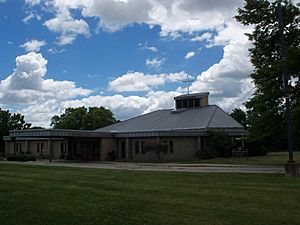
[1,160,284,174]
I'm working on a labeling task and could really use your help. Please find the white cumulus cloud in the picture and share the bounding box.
[185,51,195,59]
[0,52,92,127]
[146,57,166,69]
[20,39,46,52]
[61,90,181,121]
[187,39,254,111]
[109,71,189,92]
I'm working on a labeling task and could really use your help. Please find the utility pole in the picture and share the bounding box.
[277,0,299,176]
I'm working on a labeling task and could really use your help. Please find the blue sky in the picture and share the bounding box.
[0,0,255,127]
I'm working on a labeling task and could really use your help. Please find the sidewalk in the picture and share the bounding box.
[0,160,284,174]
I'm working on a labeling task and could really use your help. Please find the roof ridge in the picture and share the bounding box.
[206,105,218,128]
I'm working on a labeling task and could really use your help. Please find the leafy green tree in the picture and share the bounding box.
[82,107,117,130]
[235,0,300,150]
[51,107,87,130]
[207,130,233,158]
[0,109,31,153]
[51,106,117,130]
[230,108,248,128]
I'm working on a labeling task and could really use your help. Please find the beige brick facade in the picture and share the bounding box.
[4,136,207,162]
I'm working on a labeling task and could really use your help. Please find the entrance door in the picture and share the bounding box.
[82,142,93,160]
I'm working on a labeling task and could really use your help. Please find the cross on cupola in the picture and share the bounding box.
[180,74,195,94]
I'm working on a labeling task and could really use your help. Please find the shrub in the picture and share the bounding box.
[6,154,36,161]
[107,151,116,161]
[207,130,233,158]
[197,148,216,159]
[245,140,268,156]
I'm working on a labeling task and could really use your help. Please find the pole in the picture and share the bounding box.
[277,0,294,163]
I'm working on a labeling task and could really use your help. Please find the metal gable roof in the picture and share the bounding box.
[96,105,243,133]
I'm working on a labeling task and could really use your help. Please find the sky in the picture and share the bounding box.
[0,0,256,127]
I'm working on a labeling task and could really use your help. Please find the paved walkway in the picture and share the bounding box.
[1,160,284,174]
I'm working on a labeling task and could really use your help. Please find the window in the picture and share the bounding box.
[169,141,174,154]
[201,138,206,150]
[141,141,145,154]
[195,99,200,107]
[16,143,22,153]
[163,141,168,153]
[37,142,44,153]
[188,99,194,108]
[135,141,140,154]
[176,100,183,109]
[40,143,44,153]
[182,100,187,108]
[61,142,64,154]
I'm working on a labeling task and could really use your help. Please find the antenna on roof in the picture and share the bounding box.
[180,73,195,94]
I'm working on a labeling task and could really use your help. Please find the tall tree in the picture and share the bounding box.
[236,0,300,149]
[0,109,31,153]
[51,106,117,130]
[230,108,248,128]
[235,0,300,150]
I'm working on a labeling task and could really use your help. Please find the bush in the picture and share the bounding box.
[107,151,116,161]
[206,130,233,158]
[197,148,216,159]
[7,154,36,161]
[245,141,268,156]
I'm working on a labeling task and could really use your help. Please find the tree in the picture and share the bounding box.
[51,106,117,130]
[235,0,300,150]
[82,107,117,130]
[230,108,248,128]
[0,109,31,153]
[207,130,233,158]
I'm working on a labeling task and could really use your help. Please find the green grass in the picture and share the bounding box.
[177,151,300,166]
[1,164,300,225]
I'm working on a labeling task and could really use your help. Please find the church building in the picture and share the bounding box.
[4,92,245,161]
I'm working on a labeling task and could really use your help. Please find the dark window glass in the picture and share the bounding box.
[176,100,182,109]
[195,99,200,107]
[135,141,140,154]
[169,141,174,154]
[188,99,194,108]
[41,143,44,153]
[61,142,64,154]
[201,138,205,150]
[121,141,126,159]
[141,141,145,154]
[37,143,40,153]
[183,100,187,108]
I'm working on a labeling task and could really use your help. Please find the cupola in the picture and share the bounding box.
[174,92,209,110]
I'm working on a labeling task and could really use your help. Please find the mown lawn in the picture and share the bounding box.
[178,151,300,166]
[0,163,300,225]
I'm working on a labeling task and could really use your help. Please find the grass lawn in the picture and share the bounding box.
[1,164,300,225]
[177,151,300,166]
